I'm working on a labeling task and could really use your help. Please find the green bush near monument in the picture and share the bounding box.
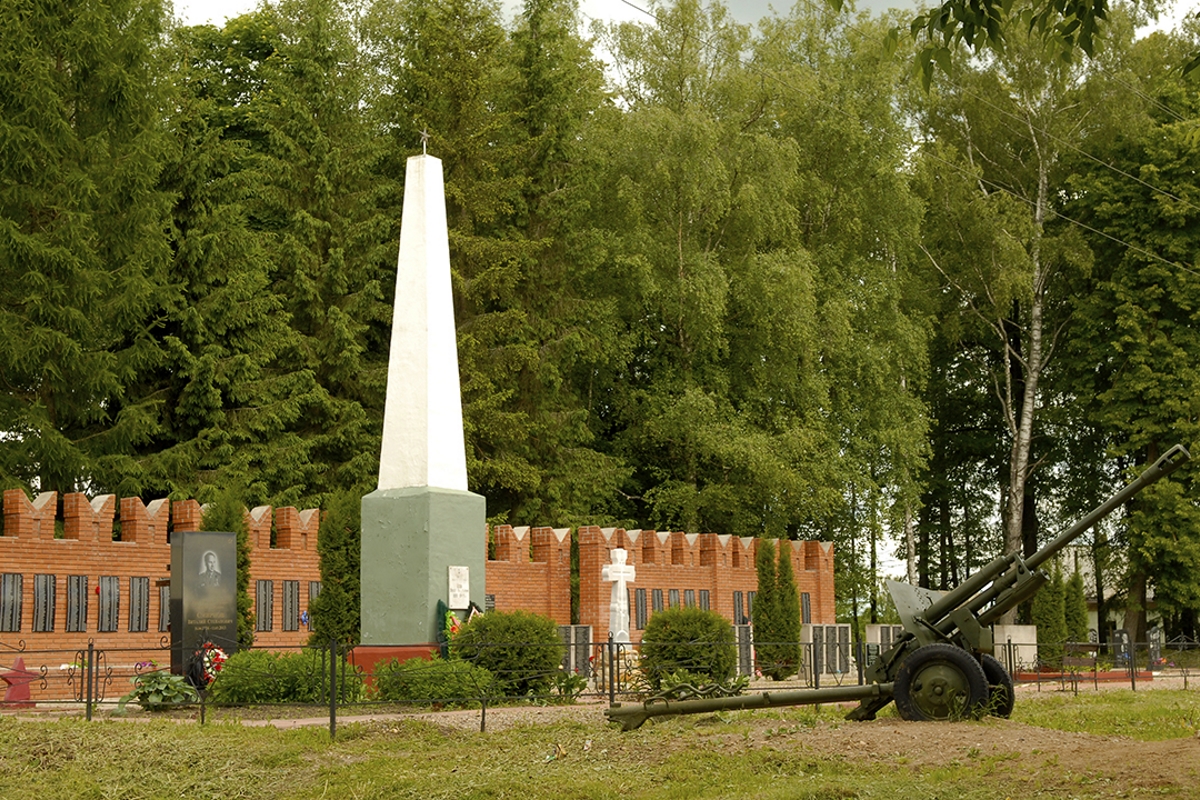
[450,610,565,697]
[374,657,496,707]
[639,607,737,690]
[209,648,363,704]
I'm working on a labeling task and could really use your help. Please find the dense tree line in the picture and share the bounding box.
[1,0,1196,638]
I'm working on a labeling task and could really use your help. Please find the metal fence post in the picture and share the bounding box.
[607,634,615,706]
[329,637,338,740]
[855,639,865,686]
[1129,644,1137,691]
[85,641,95,721]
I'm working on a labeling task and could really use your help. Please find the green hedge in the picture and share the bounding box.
[208,648,363,704]
[450,610,565,697]
[639,607,737,689]
[374,657,496,707]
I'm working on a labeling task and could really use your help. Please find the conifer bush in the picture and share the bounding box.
[639,607,737,689]
[1032,567,1068,667]
[753,539,802,679]
[308,488,362,647]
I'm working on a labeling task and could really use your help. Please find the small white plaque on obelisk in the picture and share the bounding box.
[448,566,470,608]
[601,549,636,643]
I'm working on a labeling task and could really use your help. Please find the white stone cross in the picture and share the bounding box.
[601,548,636,643]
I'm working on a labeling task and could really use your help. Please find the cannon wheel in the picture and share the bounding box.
[894,643,989,721]
[980,653,1014,718]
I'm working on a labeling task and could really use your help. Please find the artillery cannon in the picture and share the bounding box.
[606,444,1190,730]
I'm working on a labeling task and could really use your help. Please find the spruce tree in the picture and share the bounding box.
[308,488,362,647]
[145,15,316,503]
[256,0,393,500]
[0,0,174,494]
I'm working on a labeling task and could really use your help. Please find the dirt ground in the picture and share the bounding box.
[360,676,1200,796]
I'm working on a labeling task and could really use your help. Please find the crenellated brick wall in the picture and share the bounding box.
[2,488,837,701]
[485,525,572,623]
[0,490,321,700]
[486,525,836,642]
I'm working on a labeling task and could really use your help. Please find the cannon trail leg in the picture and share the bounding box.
[980,653,1014,718]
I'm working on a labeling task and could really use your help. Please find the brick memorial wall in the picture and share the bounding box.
[1,489,837,701]
[485,525,836,641]
[0,490,321,700]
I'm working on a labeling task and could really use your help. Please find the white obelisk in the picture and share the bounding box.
[361,152,486,649]
[377,154,468,492]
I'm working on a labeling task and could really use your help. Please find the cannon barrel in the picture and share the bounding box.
[605,682,895,731]
[1025,443,1190,571]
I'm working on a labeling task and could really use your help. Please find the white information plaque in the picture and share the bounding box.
[448,565,470,608]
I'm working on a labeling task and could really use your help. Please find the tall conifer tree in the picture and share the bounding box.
[774,539,802,677]
[145,15,317,502]
[0,0,173,493]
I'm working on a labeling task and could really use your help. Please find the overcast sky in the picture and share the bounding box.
[174,0,922,29]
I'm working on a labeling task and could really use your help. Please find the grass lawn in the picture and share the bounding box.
[2,688,1198,800]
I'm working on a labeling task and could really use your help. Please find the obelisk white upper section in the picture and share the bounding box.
[378,155,469,491]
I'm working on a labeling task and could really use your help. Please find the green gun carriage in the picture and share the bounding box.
[607,444,1191,730]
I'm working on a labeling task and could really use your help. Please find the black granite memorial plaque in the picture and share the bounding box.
[171,531,238,685]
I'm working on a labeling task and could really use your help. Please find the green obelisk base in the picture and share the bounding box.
[359,486,486,646]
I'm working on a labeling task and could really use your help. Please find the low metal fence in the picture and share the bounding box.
[4,633,1196,737]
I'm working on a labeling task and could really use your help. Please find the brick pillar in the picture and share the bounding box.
[643,530,667,565]
[531,526,572,625]
[275,507,319,551]
[246,505,272,551]
[812,541,836,624]
[120,497,170,544]
[2,490,56,539]
[172,499,204,532]
[511,526,531,563]
[490,524,506,561]
[62,493,116,542]
[577,526,609,639]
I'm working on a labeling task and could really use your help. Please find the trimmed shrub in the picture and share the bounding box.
[208,648,363,704]
[640,607,737,689]
[374,657,496,707]
[450,610,565,697]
